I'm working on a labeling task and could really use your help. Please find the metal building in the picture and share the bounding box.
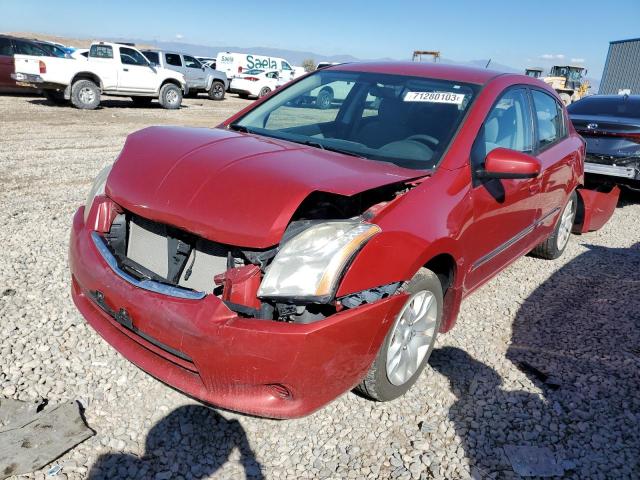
[599,38,640,94]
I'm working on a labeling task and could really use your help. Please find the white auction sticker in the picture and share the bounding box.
[404,91,465,104]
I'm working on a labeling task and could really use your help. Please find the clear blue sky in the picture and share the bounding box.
[1,0,638,78]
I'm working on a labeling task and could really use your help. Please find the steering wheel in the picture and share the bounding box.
[406,134,440,149]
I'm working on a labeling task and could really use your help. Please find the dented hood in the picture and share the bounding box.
[107,126,421,248]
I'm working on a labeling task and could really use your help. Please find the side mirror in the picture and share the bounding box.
[477,147,540,180]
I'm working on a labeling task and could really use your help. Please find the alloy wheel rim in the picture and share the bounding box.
[386,290,438,386]
[79,87,95,104]
[213,84,223,97]
[556,197,576,250]
[166,89,178,104]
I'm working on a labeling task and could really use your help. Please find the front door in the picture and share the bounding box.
[464,87,542,292]
[117,47,158,92]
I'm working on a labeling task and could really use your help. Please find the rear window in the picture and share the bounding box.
[90,44,113,59]
[165,53,182,67]
[0,38,12,56]
[568,96,640,119]
[142,51,159,64]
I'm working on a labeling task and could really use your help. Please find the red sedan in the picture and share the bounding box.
[70,62,617,418]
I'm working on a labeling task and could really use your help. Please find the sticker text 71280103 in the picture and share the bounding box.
[403,91,465,104]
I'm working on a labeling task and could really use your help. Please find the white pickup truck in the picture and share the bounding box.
[12,42,188,109]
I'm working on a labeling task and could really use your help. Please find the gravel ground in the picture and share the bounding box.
[1,92,639,480]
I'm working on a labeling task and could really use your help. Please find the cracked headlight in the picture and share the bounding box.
[258,221,381,302]
[83,165,112,221]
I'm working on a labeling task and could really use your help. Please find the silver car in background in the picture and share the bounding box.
[142,49,228,100]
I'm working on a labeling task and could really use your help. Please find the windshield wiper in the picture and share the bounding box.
[229,124,252,133]
[299,139,366,159]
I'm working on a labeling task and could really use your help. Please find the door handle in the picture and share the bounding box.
[123,68,129,72]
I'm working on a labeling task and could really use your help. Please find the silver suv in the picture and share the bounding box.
[142,50,228,100]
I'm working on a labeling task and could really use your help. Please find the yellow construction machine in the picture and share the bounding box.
[525,65,590,105]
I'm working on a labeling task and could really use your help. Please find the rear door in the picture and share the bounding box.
[164,53,185,81]
[464,87,540,291]
[0,37,15,89]
[528,88,578,239]
[183,55,206,89]
[117,46,158,92]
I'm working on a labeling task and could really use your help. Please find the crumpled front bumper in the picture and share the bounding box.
[69,208,404,418]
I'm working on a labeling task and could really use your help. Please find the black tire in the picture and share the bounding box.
[158,83,182,110]
[131,97,153,107]
[316,88,334,109]
[208,81,225,100]
[70,79,100,110]
[531,190,577,260]
[43,90,66,105]
[258,86,271,98]
[356,268,443,401]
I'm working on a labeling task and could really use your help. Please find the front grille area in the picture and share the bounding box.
[106,213,234,294]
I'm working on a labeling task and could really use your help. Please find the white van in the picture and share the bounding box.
[216,52,303,83]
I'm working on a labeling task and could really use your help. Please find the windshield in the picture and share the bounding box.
[232,70,478,170]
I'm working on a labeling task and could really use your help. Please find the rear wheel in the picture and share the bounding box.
[356,268,443,401]
[43,90,66,105]
[531,190,577,259]
[131,97,153,107]
[70,79,100,109]
[158,83,182,109]
[258,86,271,98]
[208,81,225,100]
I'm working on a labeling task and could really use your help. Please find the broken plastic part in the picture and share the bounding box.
[573,185,620,234]
[339,282,402,309]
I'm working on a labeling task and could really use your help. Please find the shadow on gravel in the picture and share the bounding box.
[87,405,264,479]
[432,242,640,478]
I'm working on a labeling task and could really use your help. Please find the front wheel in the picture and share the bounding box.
[70,80,100,109]
[208,81,225,100]
[158,83,182,109]
[531,190,577,259]
[356,268,443,401]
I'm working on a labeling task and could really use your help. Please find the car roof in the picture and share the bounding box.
[143,49,197,57]
[328,61,506,85]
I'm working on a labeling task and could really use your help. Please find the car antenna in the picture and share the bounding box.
[485,59,492,69]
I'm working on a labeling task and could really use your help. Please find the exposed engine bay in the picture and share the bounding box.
[100,182,416,323]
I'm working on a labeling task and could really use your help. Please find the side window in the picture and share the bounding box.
[89,44,113,59]
[120,47,148,66]
[142,51,159,65]
[165,53,182,67]
[472,88,533,169]
[531,90,564,148]
[0,38,13,56]
[13,40,47,56]
[281,61,292,71]
[183,55,201,68]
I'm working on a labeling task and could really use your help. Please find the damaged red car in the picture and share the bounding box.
[69,62,618,418]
